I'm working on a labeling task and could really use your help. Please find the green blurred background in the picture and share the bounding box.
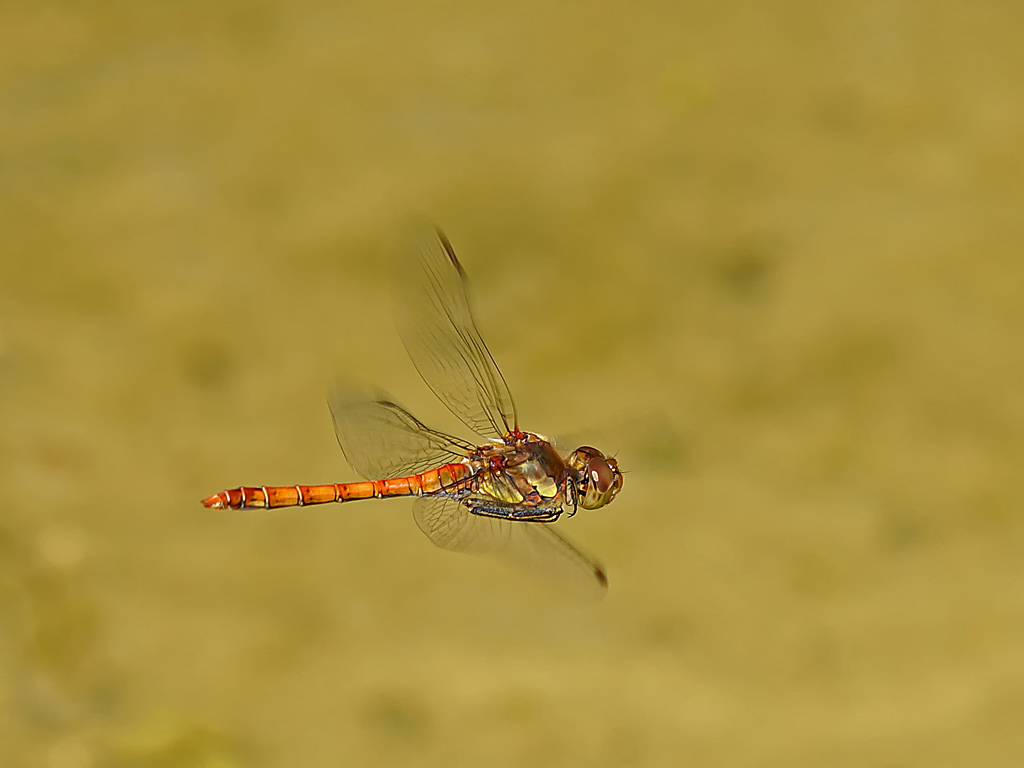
[2,2,1023,766]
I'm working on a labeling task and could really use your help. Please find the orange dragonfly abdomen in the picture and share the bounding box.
[200,462,473,510]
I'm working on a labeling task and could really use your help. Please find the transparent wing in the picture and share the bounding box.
[395,228,518,440]
[412,497,608,598]
[329,396,476,480]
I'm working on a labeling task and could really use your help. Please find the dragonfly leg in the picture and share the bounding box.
[563,482,579,518]
[468,502,562,523]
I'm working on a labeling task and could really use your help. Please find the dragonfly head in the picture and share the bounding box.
[567,446,623,510]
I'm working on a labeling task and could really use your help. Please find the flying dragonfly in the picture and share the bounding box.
[202,229,623,594]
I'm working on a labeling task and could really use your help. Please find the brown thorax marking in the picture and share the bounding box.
[469,433,570,509]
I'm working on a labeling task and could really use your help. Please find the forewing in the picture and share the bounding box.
[412,497,607,598]
[395,228,518,440]
[329,396,475,480]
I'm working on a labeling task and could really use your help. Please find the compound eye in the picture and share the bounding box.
[588,458,615,493]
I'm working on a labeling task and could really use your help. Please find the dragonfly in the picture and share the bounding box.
[202,229,623,593]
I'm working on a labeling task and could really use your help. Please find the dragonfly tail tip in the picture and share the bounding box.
[201,494,227,509]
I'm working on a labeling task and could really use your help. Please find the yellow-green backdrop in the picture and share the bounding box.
[2,2,1023,766]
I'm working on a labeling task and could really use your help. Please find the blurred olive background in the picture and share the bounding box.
[2,2,1023,766]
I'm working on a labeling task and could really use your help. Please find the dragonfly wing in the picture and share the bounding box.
[395,228,518,440]
[412,497,608,598]
[329,396,475,480]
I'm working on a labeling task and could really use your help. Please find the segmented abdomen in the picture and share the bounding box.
[201,462,472,510]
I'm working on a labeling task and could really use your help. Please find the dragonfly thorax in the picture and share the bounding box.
[469,433,569,506]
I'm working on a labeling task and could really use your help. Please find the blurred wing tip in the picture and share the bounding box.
[431,228,466,273]
[328,386,395,408]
